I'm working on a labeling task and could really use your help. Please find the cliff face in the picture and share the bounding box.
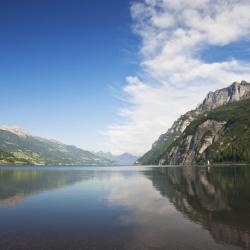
[138,110,198,165]
[137,81,250,165]
[164,120,226,165]
[198,81,250,112]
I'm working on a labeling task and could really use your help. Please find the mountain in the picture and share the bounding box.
[0,126,111,166]
[137,81,250,165]
[96,151,139,165]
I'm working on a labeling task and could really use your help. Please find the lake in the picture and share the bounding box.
[0,165,249,250]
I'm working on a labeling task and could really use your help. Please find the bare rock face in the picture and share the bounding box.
[137,80,250,165]
[152,112,196,149]
[162,120,226,165]
[0,125,30,136]
[198,81,250,112]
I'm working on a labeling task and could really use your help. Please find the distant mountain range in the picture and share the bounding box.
[96,151,139,165]
[137,81,250,165]
[2,80,249,166]
[0,126,112,166]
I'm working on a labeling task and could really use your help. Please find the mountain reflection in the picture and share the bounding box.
[0,166,250,249]
[0,168,94,205]
[144,166,250,249]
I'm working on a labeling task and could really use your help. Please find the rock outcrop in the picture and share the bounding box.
[137,81,250,165]
[198,81,250,112]
[161,120,226,165]
[0,125,30,136]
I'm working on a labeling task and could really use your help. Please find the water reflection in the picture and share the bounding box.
[0,166,249,250]
[108,167,242,250]
[0,167,96,205]
[144,166,250,249]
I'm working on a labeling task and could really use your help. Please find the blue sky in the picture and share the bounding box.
[1,0,250,155]
[0,0,139,151]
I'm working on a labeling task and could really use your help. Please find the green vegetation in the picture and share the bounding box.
[138,131,182,165]
[137,110,197,165]
[0,130,111,166]
[0,149,32,165]
[187,98,250,163]
[138,98,250,165]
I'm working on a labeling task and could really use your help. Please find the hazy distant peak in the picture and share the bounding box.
[96,151,139,165]
[0,125,30,136]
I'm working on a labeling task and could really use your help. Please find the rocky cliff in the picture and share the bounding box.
[198,80,250,112]
[137,81,250,165]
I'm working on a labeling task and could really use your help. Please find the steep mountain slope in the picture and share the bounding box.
[0,126,111,166]
[96,151,139,165]
[137,81,250,165]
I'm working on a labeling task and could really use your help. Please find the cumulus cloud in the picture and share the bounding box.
[106,0,250,155]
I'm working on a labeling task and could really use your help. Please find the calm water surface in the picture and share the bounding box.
[0,165,250,250]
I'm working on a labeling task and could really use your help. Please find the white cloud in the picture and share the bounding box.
[106,0,250,155]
